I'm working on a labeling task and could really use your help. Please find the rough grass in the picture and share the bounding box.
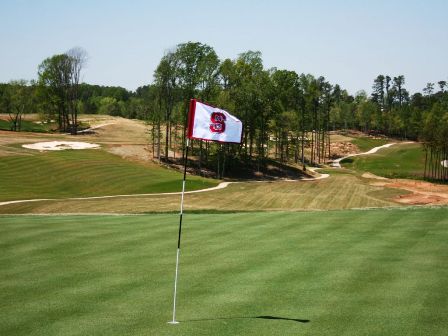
[0,172,406,214]
[0,149,216,201]
[350,137,390,152]
[0,119,52,133]
[341,143,425,179]
[1,208,447,335]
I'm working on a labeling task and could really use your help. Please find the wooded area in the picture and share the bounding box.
[0,42,447,181]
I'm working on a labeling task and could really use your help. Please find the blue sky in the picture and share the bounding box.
[1,0,447,95]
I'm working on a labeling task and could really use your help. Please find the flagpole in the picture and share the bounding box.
[168,138,190,325]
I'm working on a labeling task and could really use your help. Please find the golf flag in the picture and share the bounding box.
[187,99,243,144]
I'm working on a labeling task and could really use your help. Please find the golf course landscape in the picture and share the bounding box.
[1,115,447,335]
[1,208,447,336]
[1,4,448,333]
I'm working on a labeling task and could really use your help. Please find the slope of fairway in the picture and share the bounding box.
[342,142,425,179]
[350,136,390,152]
[0,171,407,213]
[1,208,447,335]
[0,149,216,201]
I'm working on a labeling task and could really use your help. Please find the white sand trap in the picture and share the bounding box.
[22,141,100,151]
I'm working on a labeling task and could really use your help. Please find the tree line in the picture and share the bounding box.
[0,42,446,181]
[148,43,342,178]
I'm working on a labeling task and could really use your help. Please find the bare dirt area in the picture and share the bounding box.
[107,144,153,163]
[329,130,390,159]
[76,116,155,163]
[362,172,390,180]
[387,180,448,205]
[0,115,153,162]
[77,116,149,145]
[0,113,40,121]
[363,174,448,205]
[330,141,360,158]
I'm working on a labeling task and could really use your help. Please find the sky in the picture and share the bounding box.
[1,0,447,95]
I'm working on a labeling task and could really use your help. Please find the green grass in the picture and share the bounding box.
[0,119,53,133]
[351,137,390,152]
[0,208,447,335]
[0,173,404,214]
[342,143,426,179]
[0,149,216,201]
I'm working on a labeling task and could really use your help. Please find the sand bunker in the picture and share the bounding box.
[22,141,100,151]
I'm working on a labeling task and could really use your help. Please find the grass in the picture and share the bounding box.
[342,143,426,179]
[0,172,406,214]
[0,149,216,201]
[350,136,391,152]
[1,208,447,335]
[0,119,53,133]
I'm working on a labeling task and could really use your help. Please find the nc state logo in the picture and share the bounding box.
[210,112,226,133]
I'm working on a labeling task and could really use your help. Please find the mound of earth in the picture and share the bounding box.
[330,141,360,159]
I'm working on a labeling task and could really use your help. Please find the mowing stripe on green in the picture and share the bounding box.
[0,149,216,201]
[1,208,447,335]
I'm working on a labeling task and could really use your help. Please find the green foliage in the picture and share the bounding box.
[1,208,447,335]
[37,48,87,133]
[2,43,448,181]
[0,80,33,131]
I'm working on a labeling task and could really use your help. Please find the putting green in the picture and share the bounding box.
[1,207,447,335]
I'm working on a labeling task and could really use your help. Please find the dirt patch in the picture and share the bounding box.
[330,141,360,158]
[395,193,446,205]
[0,113,41,121]
[77,116,149,145]
[385,179,448,205]
[107,144,153,163]
[362,169,448,205]
[362,172,390,180]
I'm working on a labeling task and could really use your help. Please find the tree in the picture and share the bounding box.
[393,75,406,106]
[372,75,385,110]
[2,80,31,131]
[37,48,87,133]
[66,47,87,134]
[154,50,179,161]
[423,82,435,96]
[173,42,220,164]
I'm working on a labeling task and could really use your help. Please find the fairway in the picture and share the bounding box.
[350,136,391,152]
[0,149,216,201]
[1,208,447,335]
[342,143,426,179]
[0,171,406,214]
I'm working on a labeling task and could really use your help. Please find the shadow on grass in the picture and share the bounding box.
[182,315,310,324]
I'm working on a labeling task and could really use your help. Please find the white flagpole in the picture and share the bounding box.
[168,138,190,325]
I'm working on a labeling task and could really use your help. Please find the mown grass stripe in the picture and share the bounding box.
[2,209,446,335]
[0,149,216,201]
